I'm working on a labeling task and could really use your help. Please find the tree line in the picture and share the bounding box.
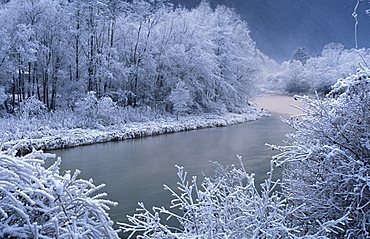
[0,0,264,115]
[265,43,370,95]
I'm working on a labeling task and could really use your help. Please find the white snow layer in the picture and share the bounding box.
[3,107,267,152]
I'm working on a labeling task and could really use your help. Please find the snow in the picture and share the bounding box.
[2,106,267,153]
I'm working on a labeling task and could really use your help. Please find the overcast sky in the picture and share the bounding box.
[170,0,370,62]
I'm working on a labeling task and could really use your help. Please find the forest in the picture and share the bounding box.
[0,0,262,115]
[0,0,369,238]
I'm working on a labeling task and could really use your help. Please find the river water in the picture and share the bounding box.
[49,94,300,228]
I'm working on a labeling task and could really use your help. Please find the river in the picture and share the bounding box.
[49,94,301,229]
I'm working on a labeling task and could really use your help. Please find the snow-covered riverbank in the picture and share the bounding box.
[3,107,267,153]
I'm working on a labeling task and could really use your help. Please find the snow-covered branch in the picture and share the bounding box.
[0,146,118,238]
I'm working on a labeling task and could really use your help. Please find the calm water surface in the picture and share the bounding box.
[49,94,298,228]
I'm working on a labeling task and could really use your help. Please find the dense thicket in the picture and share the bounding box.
[120,162,293,238]
[0,0,263,116]
[275,69,370,238]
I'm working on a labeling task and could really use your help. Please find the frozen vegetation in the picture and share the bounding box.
[263,44,370,95]
[0,0,369,238]
[1,105,265,152]
[0,147,118,238]
[0,0,269,152]
[0,0,264,115]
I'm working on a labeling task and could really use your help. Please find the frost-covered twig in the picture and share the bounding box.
[0,149,119,238]
[273,69,370,238]
[120,159,298,238]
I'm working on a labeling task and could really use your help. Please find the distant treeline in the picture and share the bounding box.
[265,43,370,95]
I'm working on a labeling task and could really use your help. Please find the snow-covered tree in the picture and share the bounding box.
[0,86,7,106]
[0,0,261,115]
[267,44,370,95]
[0,148,118,238]
[283,60,310,93]
[168,81,193,119]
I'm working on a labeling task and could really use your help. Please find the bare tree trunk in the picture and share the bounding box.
[87,5,95,92]
[51,79,56,110]
[22,70,25,101]
[28,62,32,98]
[110,19,115,48]
[51,56,60,110]
[43,70,48,105]
[131,21,142,107]
[18,68,23,102]
[12,76,16,111]
[37,75,41,101]
[32,62,36,97]
[75,9,80,81]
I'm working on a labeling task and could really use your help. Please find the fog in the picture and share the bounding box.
[171,0,370,62]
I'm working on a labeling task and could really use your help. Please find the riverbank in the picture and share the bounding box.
[2,106,267,153]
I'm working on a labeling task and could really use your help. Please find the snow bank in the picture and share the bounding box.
[3,107,267,153]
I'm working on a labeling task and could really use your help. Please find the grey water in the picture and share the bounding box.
[49,94,297,228]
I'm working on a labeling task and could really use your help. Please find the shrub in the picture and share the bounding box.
[0,147,118,238]
[273,68,370,238]
[19,96,47,118]
[120,160,295,239]
[75,92,118,127]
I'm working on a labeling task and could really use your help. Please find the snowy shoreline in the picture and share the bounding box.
[3,107,267,153]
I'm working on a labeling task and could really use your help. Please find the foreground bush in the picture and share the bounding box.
[274,68,370,238]
[0,146,118,238]
[120,160,298,239]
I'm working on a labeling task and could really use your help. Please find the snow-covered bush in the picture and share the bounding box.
[75,92,118,127]
[75,91,99,118]
[0,147,118,238]
[168,81,193,119]
[19,96,47,118]
[273,68,370,238]
[284,61,310,94]
[97,96,119,125]
[120,160,296,239]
